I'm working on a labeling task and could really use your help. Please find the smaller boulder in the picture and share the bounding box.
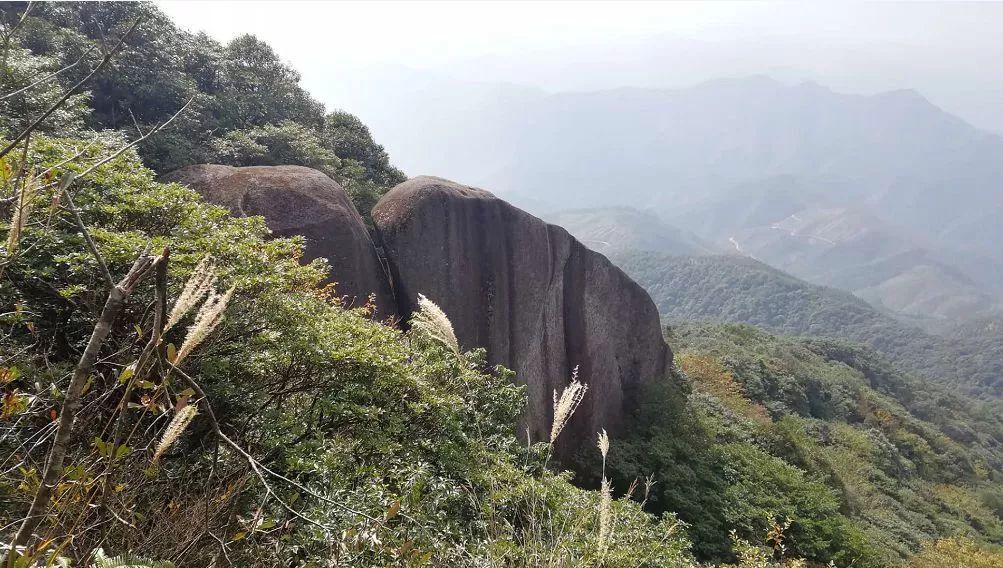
[163,164,395,317]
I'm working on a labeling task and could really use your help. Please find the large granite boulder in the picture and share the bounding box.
[373,176,670,453]
[163,165,395,317]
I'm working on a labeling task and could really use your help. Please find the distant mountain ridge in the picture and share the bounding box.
[316,67,1003,392]
[331,74,1003,323]
[680,190,1003,322]
[544,207,719,257]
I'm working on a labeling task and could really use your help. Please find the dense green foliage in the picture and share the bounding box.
[0,136,694,566]
[613,251,1003,396]
[1,1,404,211]
[610,322,1001,565]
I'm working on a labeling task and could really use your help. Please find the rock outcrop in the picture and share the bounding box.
[373,176,669,453]
[165,167,671,455]
[163,165,395,317]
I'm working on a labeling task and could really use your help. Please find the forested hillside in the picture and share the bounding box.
[654,323,1002,564]
[613,251,1003,396]
[1,2,1001,567]
[337,71,1003,324]
[665,179,1003,323]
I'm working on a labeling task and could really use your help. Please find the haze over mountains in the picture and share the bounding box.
[329,72,1003,327]
[160,0,1003,331]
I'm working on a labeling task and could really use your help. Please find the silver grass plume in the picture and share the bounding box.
[175,285,234,365]
[550,367,587,444]
[625,477,640,501]
[165,255,217,332]
[597,429,610,470]
[410,293,460,354]
[152,405,198,462]
[5,174,40,256]
[642,473,656,508]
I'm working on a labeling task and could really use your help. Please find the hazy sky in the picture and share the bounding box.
[159,1,1003,132]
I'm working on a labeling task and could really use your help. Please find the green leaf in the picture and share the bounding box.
[0,366,21,385]
[118,363,136,384]
[114,444,132,460]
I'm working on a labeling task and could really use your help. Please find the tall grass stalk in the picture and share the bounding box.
[411,293,460,354]
[4,170,39,256]
[152,405,198,462]
[597,429,613,558]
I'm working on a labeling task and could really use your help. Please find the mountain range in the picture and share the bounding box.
[333,73,1003,325]
[546,204,1000,395]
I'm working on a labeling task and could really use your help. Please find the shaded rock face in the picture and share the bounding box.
[373,176,669,454]
[163,165,395,317]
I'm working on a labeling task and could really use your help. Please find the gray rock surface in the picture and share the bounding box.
[163,164,395,317]
[373,176,670,453]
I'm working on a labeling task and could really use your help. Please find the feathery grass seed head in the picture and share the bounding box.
[175,285,234,364]
[152,405,198,462]
[5,173,41,256]
[625,477,639,501]
[411,293,460,354]
[165,255,217,332]
[597,428,609,461]
[550,369,587,444]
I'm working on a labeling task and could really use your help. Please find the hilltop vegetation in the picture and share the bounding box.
[4,1,404,212]
[5,136,998,566]
[0,135,699,566]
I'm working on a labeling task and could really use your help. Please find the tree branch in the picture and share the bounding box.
[9,248,163,556]
[68,96,194,187]
[58,173,114,290]
[54,96,192,290]
[111,247,169,450]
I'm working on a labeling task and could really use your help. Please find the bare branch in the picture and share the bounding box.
[128,108,144,137]
[53,96,191,291]
[58,173,114,289]
[0,2,33,44]
[67,96,194,188]
[111,247,169,449]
